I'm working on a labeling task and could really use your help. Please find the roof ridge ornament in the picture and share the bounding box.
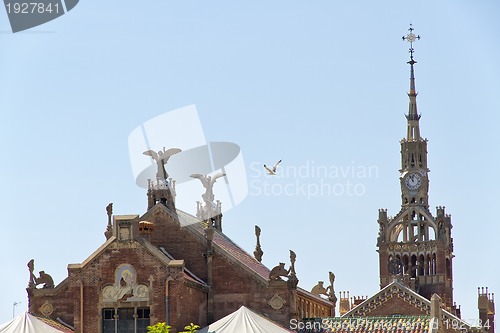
[402,23,421,63]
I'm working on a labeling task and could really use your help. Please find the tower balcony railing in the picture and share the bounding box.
[417,274,445,285]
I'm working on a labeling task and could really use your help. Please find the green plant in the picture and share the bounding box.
[147,322,171,333]
[181,323,200,333]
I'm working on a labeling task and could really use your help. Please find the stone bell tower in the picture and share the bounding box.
[376,25,456,314]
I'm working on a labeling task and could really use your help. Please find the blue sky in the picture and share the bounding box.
[1,0,499,325]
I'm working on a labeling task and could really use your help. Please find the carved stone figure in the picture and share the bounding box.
[190,172,226,204]
[28,260,54,289]
[143,147,182,180]
[269,263,289,281]
[311,281,328,297]
[35,271,54,289]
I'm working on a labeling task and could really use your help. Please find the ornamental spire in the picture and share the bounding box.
[403,24,421,140]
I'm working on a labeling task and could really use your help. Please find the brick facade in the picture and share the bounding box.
[27,202,334,333]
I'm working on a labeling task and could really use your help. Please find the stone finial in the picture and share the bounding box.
[430,294,443,333]
[430,294,442,318]
[253,225,264,262]
[105,203,113,240]
[27,259,35,289]
[288,250,299,288]
[328,271,337,303]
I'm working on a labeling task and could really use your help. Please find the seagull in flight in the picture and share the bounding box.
[264,160,282,175]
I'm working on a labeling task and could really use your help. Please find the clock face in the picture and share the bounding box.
[404,172,422,190]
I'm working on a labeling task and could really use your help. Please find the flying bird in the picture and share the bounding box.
[264,160,282,175]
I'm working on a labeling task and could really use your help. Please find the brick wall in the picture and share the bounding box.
[211,250,291,327]
[145,207,209,281]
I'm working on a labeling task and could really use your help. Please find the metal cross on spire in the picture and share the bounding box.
[402,24,420,61]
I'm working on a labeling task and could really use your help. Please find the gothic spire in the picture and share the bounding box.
[403,24,421,140]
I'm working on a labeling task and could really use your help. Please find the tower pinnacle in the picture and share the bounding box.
[403,24,421,139]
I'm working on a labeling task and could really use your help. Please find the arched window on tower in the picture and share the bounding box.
[411,255,417,278]
[426,254,431,275]
[446,258,451,279]
[429,227,436,241]
[418,255,425,276]
[403,255,409,275]
[432,253,437,275]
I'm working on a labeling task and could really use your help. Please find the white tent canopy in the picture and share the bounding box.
[198,306,293,333]
[0,313,70,333]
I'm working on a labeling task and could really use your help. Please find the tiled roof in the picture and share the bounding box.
[177,210,271,281]
[299,316,430,333]
[33,314,74,332]
[342,280,431,318]
[212,231,271,281]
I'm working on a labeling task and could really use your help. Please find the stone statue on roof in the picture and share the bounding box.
[269,263,288,281]
[190,172,226,204]
[143,147,182,181]
[28,260,55,289]
[311,281,329,297]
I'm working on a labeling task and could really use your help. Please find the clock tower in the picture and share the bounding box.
[377,25,457,314]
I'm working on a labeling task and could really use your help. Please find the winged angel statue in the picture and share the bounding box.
[143,147,182,181]
[190,172,226,204]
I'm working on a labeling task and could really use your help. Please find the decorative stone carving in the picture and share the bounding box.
[102,264,149,302]
[143,147,182,181]
[36,271,54,289]
[327,272,338,312]
[268,293,286,310]
[102,284,149,302]
[190,172,226,205]
[28,260,55,289]
[105,203,113,239]
[311,281,328,297]
[269,263,288,281]
[27,259,35,288]
[39,301,54,317]
[253,225,263,262]
[288,250,299,288]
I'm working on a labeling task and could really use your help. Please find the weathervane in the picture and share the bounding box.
[402,24,420,61]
